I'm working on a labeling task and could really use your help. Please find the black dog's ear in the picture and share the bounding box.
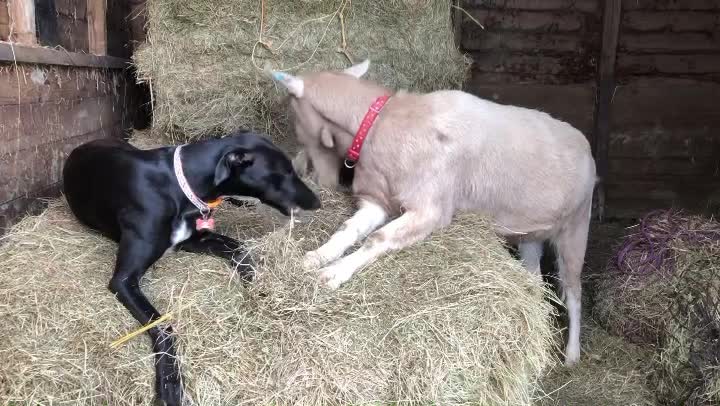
[214,150,255,185]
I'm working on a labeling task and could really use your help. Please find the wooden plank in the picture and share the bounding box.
[452,0,462,49]
[622,11,720,32]
[592,0,621,221]
[610,127,720,159]
[0,65,124,106]
[620,32,720,53]
[35,0,61,47]
[55,0,87,18]
[0,95,129,154]
[7,0,36,45]
[467,9,584,32]
[609,156,720,177]
[617,54,720,74]
[463,31,584,52]
[128,0,146,47]
[56,13,90,52]
[105,0,132,58]
[0,182,60,232]
[605,180,720,204]
[465,0,599,13]
[87,0,107,55]
[0,125,124,204]
[464,82,596,134]
[470,52,596,82]
[604,196,720,219]
[0,43,130,68]
[623,0,720,11]
[0,0,10,41]
[610,78,720,126]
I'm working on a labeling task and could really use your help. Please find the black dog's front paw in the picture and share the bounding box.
[231,251,255,282]
[154,355,183,406]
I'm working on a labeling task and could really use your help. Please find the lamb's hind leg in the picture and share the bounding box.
[553,203,591,366]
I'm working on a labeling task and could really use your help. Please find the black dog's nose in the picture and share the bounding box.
[307,195,322,210]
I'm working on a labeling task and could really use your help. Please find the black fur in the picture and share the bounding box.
[62,130,320,405]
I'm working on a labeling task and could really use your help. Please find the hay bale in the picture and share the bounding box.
[593,210,720,405]
[653,244,720,405]
[0,192,557,404]
[133,0,469,142]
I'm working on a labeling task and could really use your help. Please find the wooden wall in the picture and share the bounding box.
[460,0,601,134]
[0,0,9,41]
[0,0,145,231]
[106,0,132,59]
[0,64,135,230]
[34,0,89,52]
[606,1,720,217]
[459,0,720,218]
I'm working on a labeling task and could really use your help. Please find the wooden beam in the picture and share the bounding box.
[592,0,621,222]
[0,43,130,68]
[128,0,148,51]
[452,0,463,50]
[87,0,106,55]
[7,0,36,45]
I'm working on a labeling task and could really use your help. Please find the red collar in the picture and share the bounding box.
[344,95,391,168]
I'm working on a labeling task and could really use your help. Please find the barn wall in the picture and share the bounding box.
[106,0,132,58]
[460,0,601,134]
[0,0,8,41]
[460,0,720,218]
[0,0,146,232]
[607,1,720,217]
[0,64,135,230]
[34,0,89,52]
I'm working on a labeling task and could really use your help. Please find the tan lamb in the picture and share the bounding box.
[272,60,596,365]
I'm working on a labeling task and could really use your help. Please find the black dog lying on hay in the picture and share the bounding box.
[62,131,321,406]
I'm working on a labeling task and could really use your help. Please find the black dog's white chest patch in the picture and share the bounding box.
[170,220,192,247]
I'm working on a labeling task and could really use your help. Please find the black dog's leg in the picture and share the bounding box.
[178,231,254,280]
[108,232,183,406]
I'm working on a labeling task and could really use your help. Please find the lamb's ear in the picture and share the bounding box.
[320,127,334,149]
[342,59,370,78]
[271,71,304,97]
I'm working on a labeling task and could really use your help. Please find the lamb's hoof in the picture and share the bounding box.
[303,251,326,271]
[318,265,351,290]
[564,347,580,367]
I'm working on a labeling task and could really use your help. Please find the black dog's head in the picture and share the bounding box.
[213,132,321,216]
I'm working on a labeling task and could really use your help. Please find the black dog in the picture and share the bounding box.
[62,131,320,406]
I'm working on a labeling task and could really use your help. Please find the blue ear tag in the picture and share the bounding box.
[272,71,288,82]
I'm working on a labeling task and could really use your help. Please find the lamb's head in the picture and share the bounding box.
[272,60,384,188]
[271,59,371,101]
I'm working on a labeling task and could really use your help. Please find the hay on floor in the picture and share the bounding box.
[0,190,557,404]
[133,0,469,143]
[593,210,720,405]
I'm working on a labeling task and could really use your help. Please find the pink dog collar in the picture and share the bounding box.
[173,145,222,230]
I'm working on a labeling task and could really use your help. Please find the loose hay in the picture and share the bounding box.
[0,191,557,405]
[593,210,720,405]
[133,0,470,142]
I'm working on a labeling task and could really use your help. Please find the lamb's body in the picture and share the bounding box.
[356,90,595,240]
[273,61,596,365]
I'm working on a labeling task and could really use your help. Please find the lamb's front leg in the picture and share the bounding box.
[303,200,388,270]
[319,208,443,289]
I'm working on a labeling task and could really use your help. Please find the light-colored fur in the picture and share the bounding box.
[273,61,596,366]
